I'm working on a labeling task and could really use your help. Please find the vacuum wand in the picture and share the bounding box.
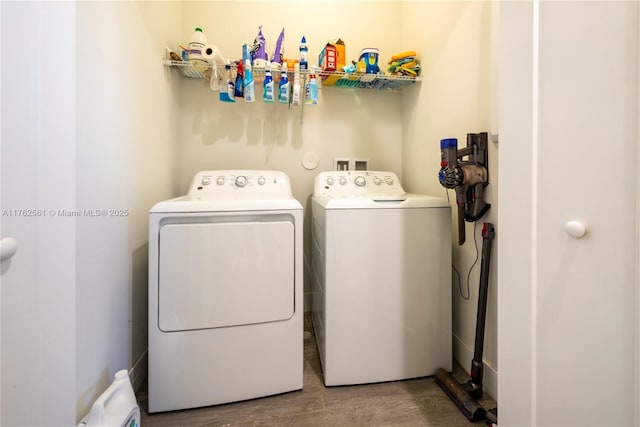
[435,222,496,423]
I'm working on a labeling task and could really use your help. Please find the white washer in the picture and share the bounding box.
[148,170,303,413]
[311,170,452,386]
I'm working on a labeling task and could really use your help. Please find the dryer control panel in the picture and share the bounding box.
[188,170,293,198]
[314,171,405,198]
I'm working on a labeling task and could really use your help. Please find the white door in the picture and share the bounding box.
[1,1,76,425]
[499,1,639,425]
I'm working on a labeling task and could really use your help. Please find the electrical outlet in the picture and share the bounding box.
[335,158,350,171]
[334,158,369,171]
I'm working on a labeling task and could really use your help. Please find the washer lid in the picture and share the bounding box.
[312,170,449,209]
[313,193,450,209]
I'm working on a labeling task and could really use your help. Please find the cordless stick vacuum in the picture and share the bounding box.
[435,222,495,422]
[438,133,490,245]
[435,133,494,422]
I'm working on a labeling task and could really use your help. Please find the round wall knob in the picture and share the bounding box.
[0,237,18,261]
[565,221,587,239]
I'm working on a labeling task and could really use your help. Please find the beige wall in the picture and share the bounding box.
[401,1,497,398]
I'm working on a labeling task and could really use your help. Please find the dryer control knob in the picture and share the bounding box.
[327,177,335,186]
[339,177,347,186]
[201,177,211,186]
[354,176,366,187]
[385,177,394,185]
[216,177,225,185]
[373,177,382,185]
[258,176,266,185]
[235,176,248,187]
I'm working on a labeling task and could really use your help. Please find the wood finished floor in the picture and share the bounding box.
[137,319,495,426]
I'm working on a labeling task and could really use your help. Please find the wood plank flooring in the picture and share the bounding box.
[137,319,495,426]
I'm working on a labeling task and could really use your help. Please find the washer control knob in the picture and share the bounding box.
[339,177,347,186]
[385,177,394,185]
[373,177,382,185]
[354,176,366,187]
[216,176,225,185]
[326,177,335,186]
[235,176,248,187]
[258,176,266,185]
[201,177,211,186]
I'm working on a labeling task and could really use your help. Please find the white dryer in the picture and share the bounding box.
[148,170,303,413]
[311,171,452,386]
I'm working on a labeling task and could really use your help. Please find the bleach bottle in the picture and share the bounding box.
[187,27,210,77]
[77,370,140,427]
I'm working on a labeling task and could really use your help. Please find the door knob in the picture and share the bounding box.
[0,237,18,261]
[565,221,587,239]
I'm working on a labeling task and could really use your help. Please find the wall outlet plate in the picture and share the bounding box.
[334,158,369,171]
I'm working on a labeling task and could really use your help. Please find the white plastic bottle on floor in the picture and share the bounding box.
[77,370,141,427]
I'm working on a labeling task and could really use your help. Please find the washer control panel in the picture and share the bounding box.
[188,170,293,197]
[314,171,405,198]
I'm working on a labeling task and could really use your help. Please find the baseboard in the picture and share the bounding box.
[452,333,498,400]
[129,349,148,393]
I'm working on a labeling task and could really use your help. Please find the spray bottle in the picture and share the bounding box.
[263,62,275,103]
[278,63,290,104]
[291,63,301,106]
[299,36,308,71]
[219,59,235,103]
[243,60,255,102]
[305,73,318,105]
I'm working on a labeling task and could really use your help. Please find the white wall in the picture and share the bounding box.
[499,1,639,425]
[177,0,405,309]
[401,1,497,398]
[75,1,180,421]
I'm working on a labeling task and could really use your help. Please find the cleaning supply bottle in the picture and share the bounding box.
[263,62,274,103]
[220,59,235,103]
[305,73,318,105]
[234,60,244,98]
[188,27,207,62]
[278,64,290,104]
[242,40,252,64]
[299,36,308,71]
[243,60,255,102]
[291,63,301,106]
[76,370,140,427]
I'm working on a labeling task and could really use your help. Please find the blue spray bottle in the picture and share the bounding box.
[263,62,275,103]
[278,64,289,104]
[219,59,235,103]
[243,60,255,102]
[299,36,308,71]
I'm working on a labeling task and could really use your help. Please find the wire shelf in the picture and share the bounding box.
[163,60,421,90]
